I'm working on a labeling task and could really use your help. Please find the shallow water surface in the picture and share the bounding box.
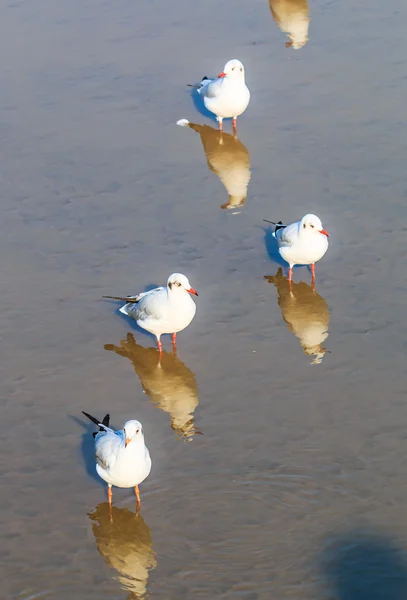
[1,0,407,598]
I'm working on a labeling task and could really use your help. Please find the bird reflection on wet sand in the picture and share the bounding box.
[105,333,201,439]
[269,0,310,49]
[265,268,330,364]
[88,503,156,600]
[178,120,251,210]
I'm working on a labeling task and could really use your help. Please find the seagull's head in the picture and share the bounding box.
[167,273,198,296]
[300,214,329,238]
[218,59,245,81]
[124,420,144,447]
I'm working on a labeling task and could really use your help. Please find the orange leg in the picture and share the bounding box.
[172,332,177,345]
[218,119,223,132]
[311,263,315,281]
[107,484,113,505]
[232,117,237,135]
[135,485,141,509]
[288,267,293,282]
[157,339,162,352]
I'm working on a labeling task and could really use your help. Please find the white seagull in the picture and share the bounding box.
[263,213,329,282]
[188,59,250,134]
[103,273,198,352]
[82,411,151,510]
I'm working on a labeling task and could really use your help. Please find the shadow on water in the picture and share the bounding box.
[70,414,104,486]
[320,530,407,600]
[263,224,287,268]
[189,87,217,122]
[88,502,156,600]
[104,332,201,440]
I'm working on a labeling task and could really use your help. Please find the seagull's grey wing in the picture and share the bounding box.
[119,286,166,319]
[133,286,165,303]
[200,78,222,99]
[133,287,168,320]
[277,221,299,247]
[94,430,123,470]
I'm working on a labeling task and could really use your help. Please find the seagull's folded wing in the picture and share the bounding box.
[95,431,123,470]
[134,287,168,320]
[277,221,298,246]
[201,78,222,99]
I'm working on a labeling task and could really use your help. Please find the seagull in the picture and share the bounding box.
[176,119,251,209]
[82,411,151,510]
[103,273,198,352]
[263,213,329,282]
[188,59,250,134]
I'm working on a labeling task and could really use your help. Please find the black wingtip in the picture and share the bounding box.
[82,410,110,434]
[202,76,209,81]
[82,410,100,426]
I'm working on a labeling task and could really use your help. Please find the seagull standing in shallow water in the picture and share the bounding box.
[263,213,329,283]
[82,412,151,511]
[103,273,198,352]
[189,59,250,134]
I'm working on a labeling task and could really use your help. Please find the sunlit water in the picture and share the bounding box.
[1,0,407,598]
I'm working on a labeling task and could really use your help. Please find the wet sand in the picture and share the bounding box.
[1,0,407,598]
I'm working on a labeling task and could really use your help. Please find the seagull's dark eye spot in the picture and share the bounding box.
[232,67,235,71]
[303,223,306,229]
[176,281,182,287]
[136,428,140,434]
[310,224,315,228]
[240,67,243,72]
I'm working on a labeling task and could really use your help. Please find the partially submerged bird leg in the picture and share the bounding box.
[232,117,237,135]
[157,340,163,353]
[107,484,113,505]
[311,263,316,282]
[288,267,293,282]
[172,333,177,346]
[135,485,141,510]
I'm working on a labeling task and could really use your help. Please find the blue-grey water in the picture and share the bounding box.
[1,0,407,598]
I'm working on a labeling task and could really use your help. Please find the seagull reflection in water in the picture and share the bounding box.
[265,268,330,364]
[105,333,201,440]
[269,0,310,49]
[88,503,156,600]
[177,119,251,210]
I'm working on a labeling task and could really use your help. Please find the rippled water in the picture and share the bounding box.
[1,0,407,598]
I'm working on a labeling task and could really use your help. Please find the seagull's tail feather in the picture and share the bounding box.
[102,295,139,303]
[82,411,110,437]
[187,76,209,89]
[263,219,285,239]
[263,219,285,230]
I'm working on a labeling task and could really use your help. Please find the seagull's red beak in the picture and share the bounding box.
[125,437,131,447]
[187,287,198,296]
[319,229,329,237]
[218,71,226,78]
